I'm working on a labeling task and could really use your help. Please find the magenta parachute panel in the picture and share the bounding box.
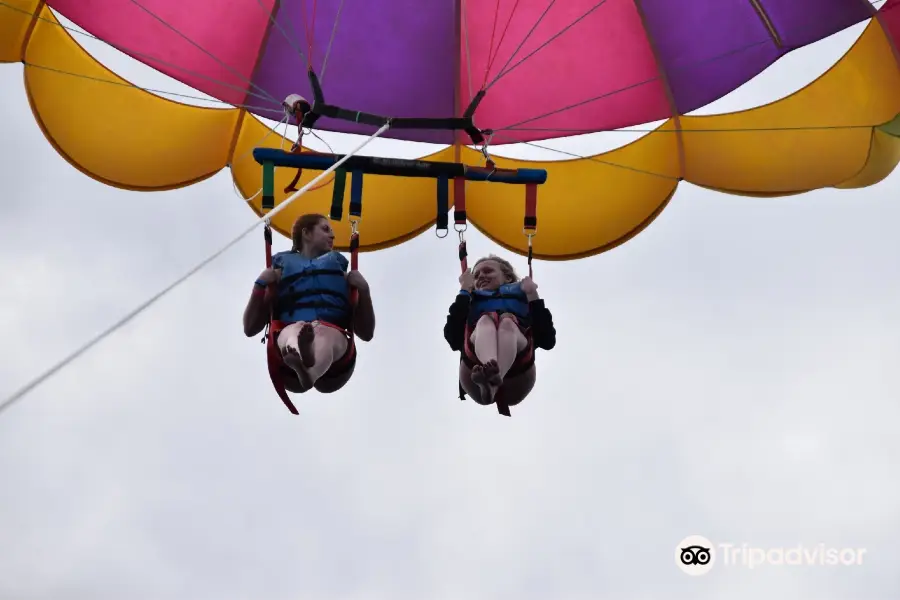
[48,0,275,107]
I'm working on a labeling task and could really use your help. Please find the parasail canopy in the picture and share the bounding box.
[2,0,900,259]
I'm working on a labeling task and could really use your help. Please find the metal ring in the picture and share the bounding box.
[454,222,468,233]
[435,228,449,239]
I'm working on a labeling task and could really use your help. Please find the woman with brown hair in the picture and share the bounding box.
[443,254,556,410]
[243,213,375,393]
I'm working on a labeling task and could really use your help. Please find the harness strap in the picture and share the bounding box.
[264,225,299,415]
[456,179,468,403]
[525,183,537,279]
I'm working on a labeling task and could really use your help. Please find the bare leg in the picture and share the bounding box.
[469,314,500,403]
[301,323,349,386]
[496,314,528,380]
[471,314,498,364]
[277,321,315,389]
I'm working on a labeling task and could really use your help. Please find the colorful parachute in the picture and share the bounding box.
[3,0,900,259]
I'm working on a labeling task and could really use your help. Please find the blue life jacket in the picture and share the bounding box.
[272,250,352,329]
[467,282,531,328]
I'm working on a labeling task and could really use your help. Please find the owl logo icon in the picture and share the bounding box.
[675,535,716,575]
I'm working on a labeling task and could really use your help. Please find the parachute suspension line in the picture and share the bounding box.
[252,0,309,72]
[125,0,281,105]
[493,0,892,134]
[521,141,677,181]
[485,0,610,90]
[319,0,347,83]
[19,62,277,112]
[479,130,497,174]
[0,123,391,418]
[0,2,281,107]
[482,0,523,88]
[302,0,320,63]
[482,0,557,92]
[481,0,503,89]
[461,0,475,104]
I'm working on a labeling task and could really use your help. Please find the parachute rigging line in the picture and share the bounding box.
[0,1,281,108]
[252,0,309,72]
[8,0,892,141]
[318,0,347,83]
[494,0,892,133]
[486,0,611,88]
[481,0,523,88]
[13,51,885,184]
[125,0,281,105]
[0,122,392,418]
[20,62,275,113]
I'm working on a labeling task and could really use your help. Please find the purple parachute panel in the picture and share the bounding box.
[637,0,782,115]
[251,0,459,144]
[760,0,875,49]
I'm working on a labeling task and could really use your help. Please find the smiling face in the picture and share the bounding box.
[473,258,515,291]
[296,216,335,256]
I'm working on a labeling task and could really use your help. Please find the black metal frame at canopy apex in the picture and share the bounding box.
[298,68,489,145]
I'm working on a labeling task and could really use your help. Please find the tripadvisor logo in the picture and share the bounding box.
[675,535,867,576]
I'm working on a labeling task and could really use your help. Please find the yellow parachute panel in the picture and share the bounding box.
[0,0,40,63]
[463,123,680,260]
[680,17,900,194]
[22,4,239,190]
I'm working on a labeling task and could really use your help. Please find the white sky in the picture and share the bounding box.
[1,12,898,600]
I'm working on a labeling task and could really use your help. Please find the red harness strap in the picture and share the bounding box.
[261,225,360,415]
[263,225,298,414]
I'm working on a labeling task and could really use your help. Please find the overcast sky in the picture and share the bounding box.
[1,11,898,600]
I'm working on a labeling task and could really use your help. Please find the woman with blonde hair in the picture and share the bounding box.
[443,253,556,412]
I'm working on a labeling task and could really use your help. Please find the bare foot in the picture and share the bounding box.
[482,359,503,387]
[471,364,497,404]
[297,322,316,368]
[281,327,314,389]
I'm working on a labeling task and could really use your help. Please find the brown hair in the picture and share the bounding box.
[473,254,519,283]
[291,213,328,252]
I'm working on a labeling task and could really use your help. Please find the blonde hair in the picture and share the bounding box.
[473,254,519,283]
